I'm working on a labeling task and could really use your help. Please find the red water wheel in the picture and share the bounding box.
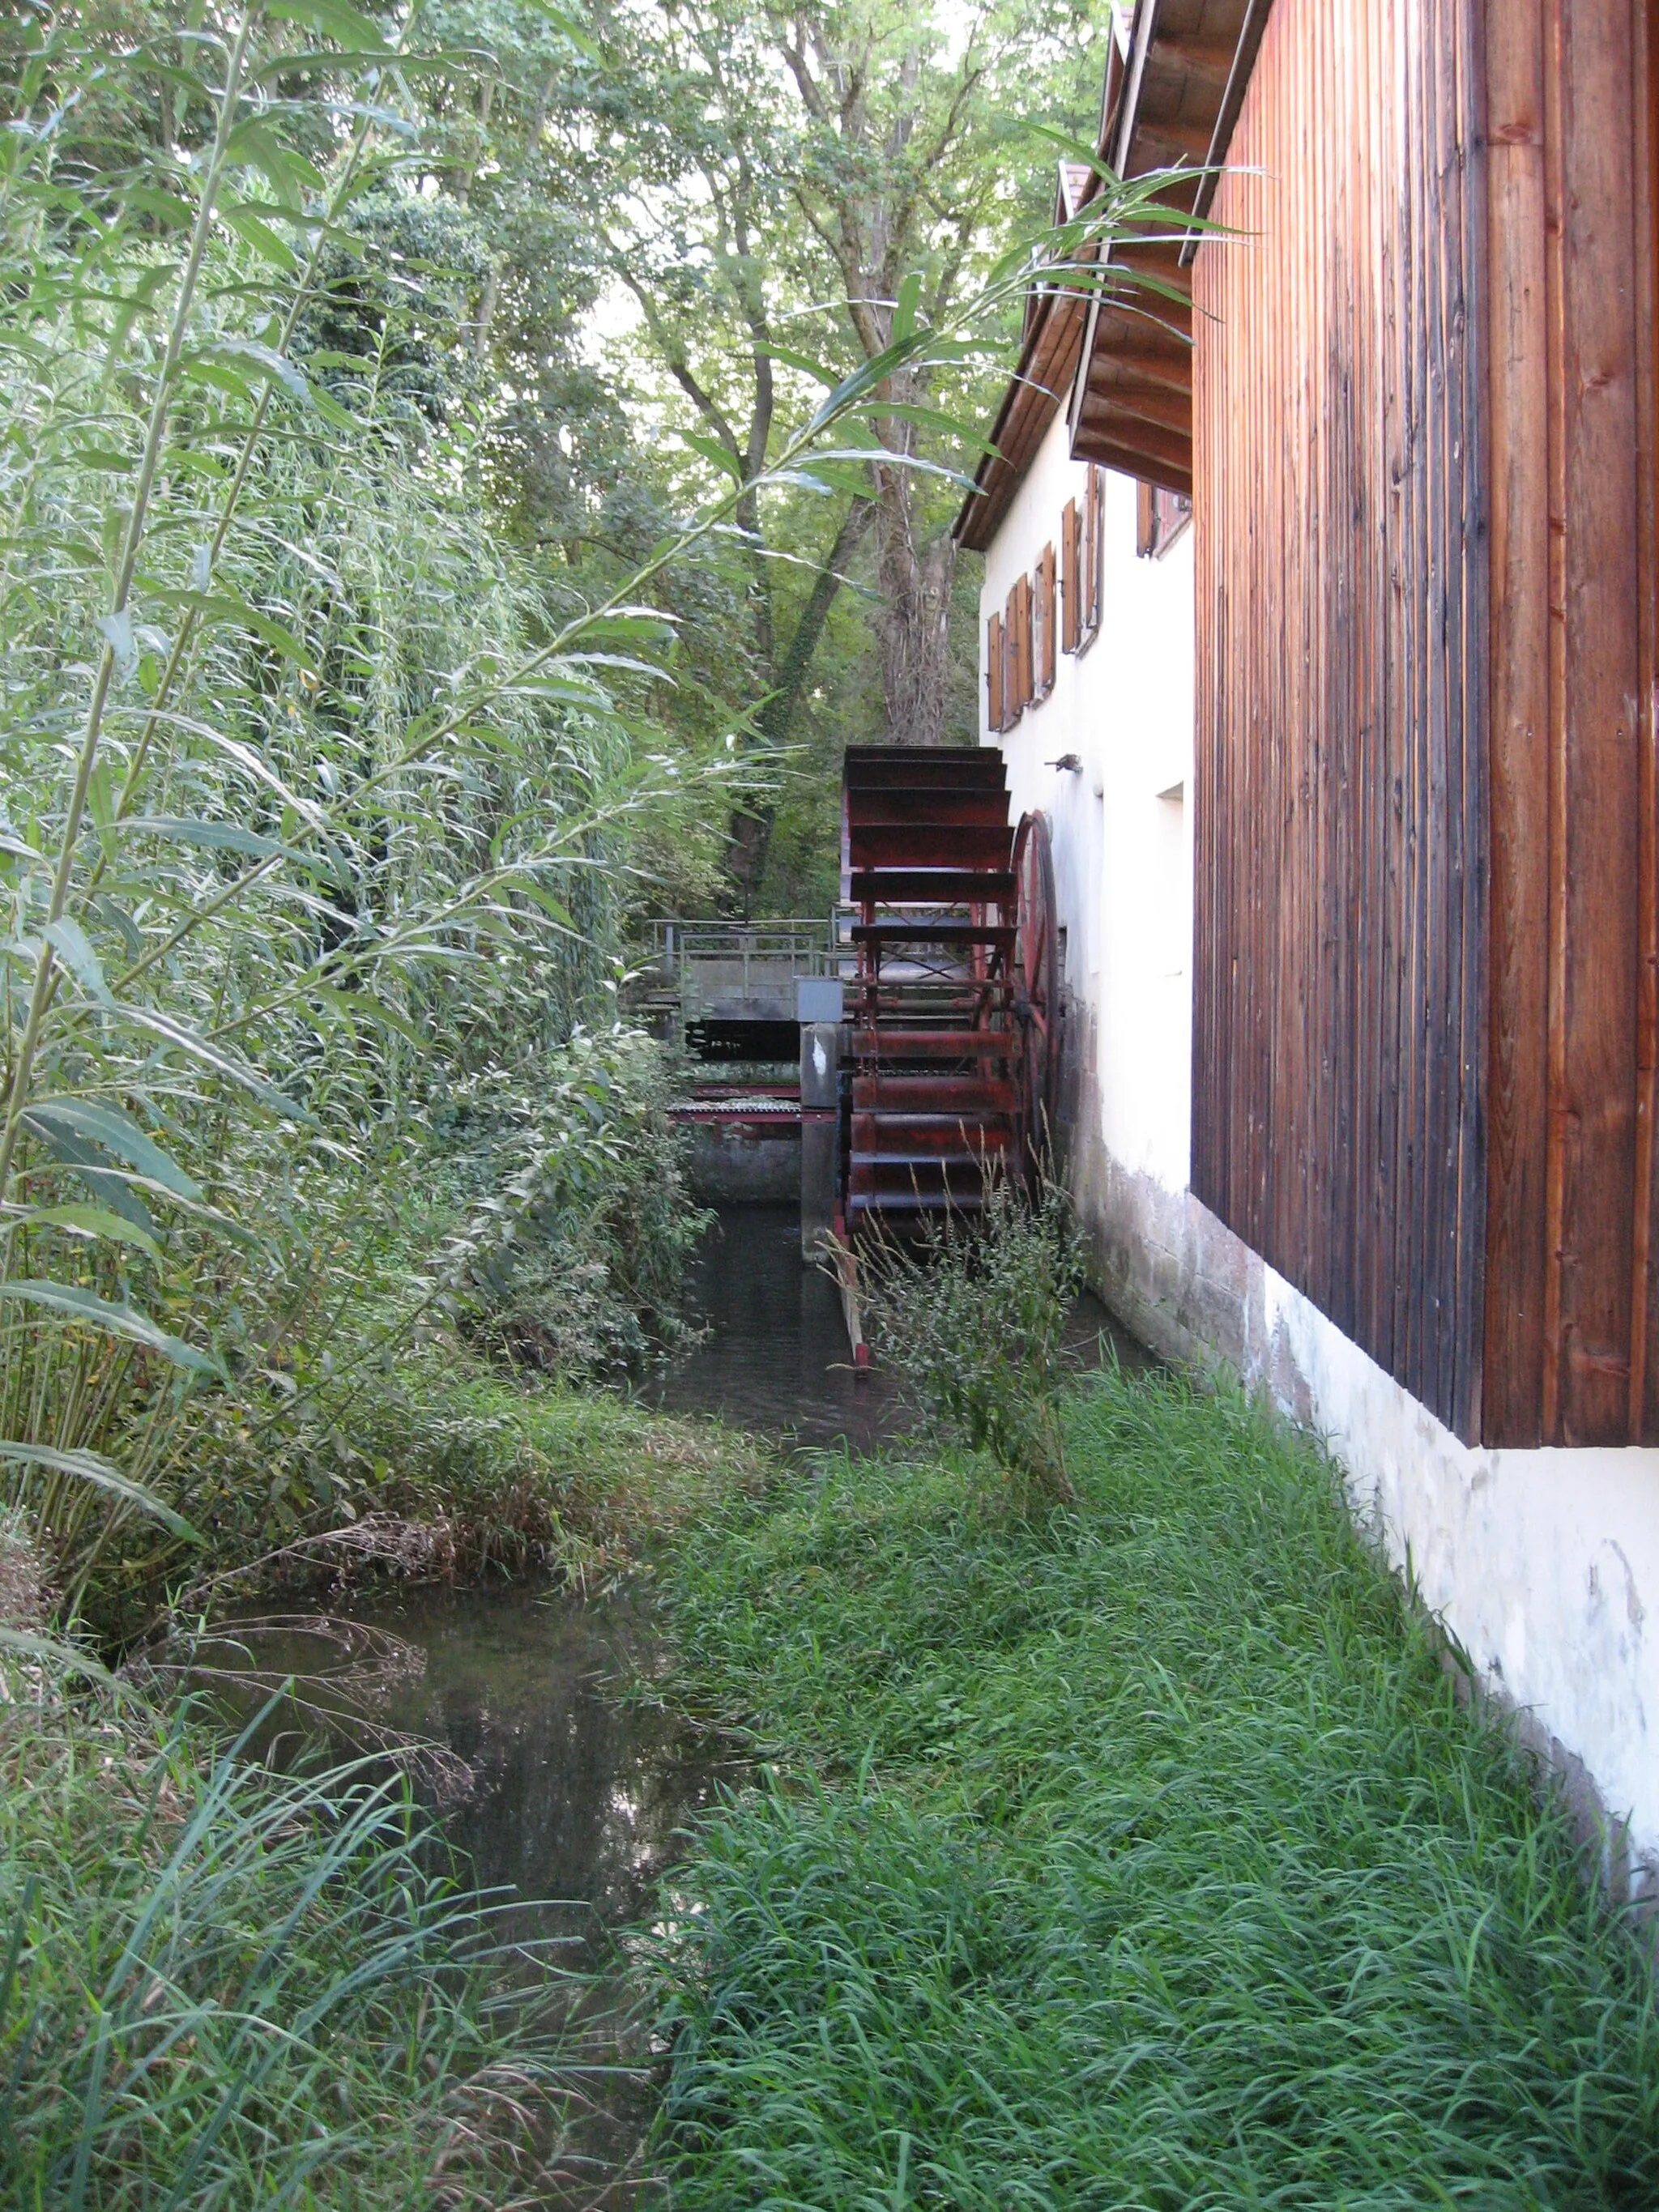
[1012,810,1060,1178]
[840,745,1019,1230]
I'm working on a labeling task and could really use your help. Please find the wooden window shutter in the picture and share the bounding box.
[1035,543,1057,697]
[987,611,1004,731]
[1082,466,1103,638]
[1009,576,1032,714]
[1060,499,1080,653]
[1136,479,1158,558]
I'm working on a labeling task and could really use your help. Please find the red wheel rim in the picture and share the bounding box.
[1012,811,1060,1178]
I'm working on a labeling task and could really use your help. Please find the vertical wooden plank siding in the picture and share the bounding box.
[1483,0,1657,1445]
[1638,0,1659,1433]
[1481,0,1550,1437]
[1190,0,1491,1437]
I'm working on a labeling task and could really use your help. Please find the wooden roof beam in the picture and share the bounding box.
[1177,0,1274,266]
[1070,427,1193,500]
[1145,32,1243,87]
[1129,118,1216,168]
[1073,405,1194,479]
[1075,381,1192,437]
[1084,342,1192,391]
[1093,291,1196,348]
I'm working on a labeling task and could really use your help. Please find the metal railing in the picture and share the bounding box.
[641,914,855,987]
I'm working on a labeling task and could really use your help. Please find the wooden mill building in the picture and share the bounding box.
[958,0,1659,1878]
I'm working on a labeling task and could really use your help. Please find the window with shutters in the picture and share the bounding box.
[1032,543,1056,702]
[1060,499,1081,654]
[1137,480,1192,559]
[987,610,1004,731]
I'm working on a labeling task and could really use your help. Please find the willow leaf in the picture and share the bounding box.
[7,1203,166,1265]
[23,1102,201,1200]
[0,1443,198,1542]
[118,816,288,860]
[0,1627,113,1682]
[0,1284,217,1377]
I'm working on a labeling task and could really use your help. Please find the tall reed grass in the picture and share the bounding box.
[0,1677,586,2207]
[859,1170,1085,1498]
[0,0,1207,1613]
[651,1370,1659,2206]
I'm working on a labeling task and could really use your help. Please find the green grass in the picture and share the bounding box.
[164,1354,774,1617]
[649,1369,1659,2208]
[315,1357,774,1582]
[0,1682,591,2209]
[0,1378,769,2208]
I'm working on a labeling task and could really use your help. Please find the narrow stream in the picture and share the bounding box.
[639,1200,1152,1449]
[639,1200,899,1450]
[286,1205,1152,2197]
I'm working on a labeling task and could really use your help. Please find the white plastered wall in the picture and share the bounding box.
[978,403,1659,1882]
[977,408,1194,1195]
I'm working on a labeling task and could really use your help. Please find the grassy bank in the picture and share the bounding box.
[0,1684,579,2208]
[182,1353,774,1606]
[0,1380,769,2207]
[650,1370,1659,2207]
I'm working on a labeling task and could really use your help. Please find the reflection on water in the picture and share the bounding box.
[638,1200,1154,1452]
[326,1583,727,2201]
[639,1203,898,1451]
[354,1584,732,1962]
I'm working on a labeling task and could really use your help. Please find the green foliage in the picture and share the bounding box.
[186,1336,772,1601]
[586,0,1115,895]
[432,1029,713,1377]
[650,1371,1659,2205]
[0,1677,582,2207]
[861,1174,1085,1498]
[0,3,730,1605]
[0,0,1198,1609]
[244,1355,772,1589]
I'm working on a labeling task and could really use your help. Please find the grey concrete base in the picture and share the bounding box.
[800,1118,837,1258]
[684,1124,800,1204]
[799,1021,842,1260]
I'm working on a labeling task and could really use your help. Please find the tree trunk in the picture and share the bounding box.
[727,497,877,914]
[873,459,956,746]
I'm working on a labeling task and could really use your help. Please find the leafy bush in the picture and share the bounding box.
[0,2,673,1607]
[167,1358,773,1609]
[859,1174,1085,1499]
[430,1029,712,1378]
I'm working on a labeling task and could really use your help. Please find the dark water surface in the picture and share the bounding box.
[639,1200,1152,1452]
[357,1584,733,1957]
[321,1204,1153,2196]
[639,1201,898,1451]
